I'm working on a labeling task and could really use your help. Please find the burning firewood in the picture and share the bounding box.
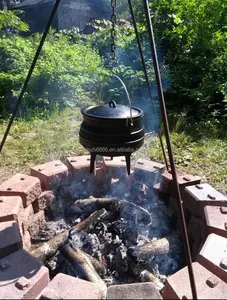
[30,209,107,263]
[130,232,182,261]
[140,270,164,291]
[67,239,107,276]
[61,243,107,297]
[68,197,120,219]
[127,256,164,291]
[83,251,107,276]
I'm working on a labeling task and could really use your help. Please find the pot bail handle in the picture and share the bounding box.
[112,75,134,128]
[109,100,117,108]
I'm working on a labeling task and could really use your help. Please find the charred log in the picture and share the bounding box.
[61,243,107,297]
[84,252,107,277]
[30,209,107,263]
[140,270,164,291]
[69,239,107,276]
[130,232,182,261]
[67,197,121,219]
[127,256,164,291]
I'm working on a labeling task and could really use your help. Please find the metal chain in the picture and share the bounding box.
[111,0,117,60]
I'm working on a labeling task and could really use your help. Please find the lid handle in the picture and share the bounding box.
[109,100,117,108]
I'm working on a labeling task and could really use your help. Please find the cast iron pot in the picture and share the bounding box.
[79,100,144,175]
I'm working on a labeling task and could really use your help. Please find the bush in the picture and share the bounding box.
[0,10,29,35]
[147,0,227,122]
[0,29,109,118]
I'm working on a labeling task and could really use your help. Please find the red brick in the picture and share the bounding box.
[203,205,227,238]
[18,204,34,235]
[103,156,126,167]
[0,195,22,223]
[153,182,160,192]
[159,169,185,194]
[103,156,127,177]
[0,220,22,258]
[107,282,162,299]
[153,183,169,202]
[160,171,201,198]
[30,160,68,190]
[184,183,227,217]
[168,197,191,225]
[66,155,112,187]
[36,190,55,211]
[91,168,112,194]
[28,210,45,236]
[15,276,31,290]
[188,215,202,244]
[134,159,165,173]
[134,159,166,187]
[67,156,114,196]
[66,155,91,177]
[198,233,227,283]
[0,173,41,208]
[32,199,40,213]
[38,289,60,299]
[191,240,204,261]
[39,273,102,299]
[168,196,182,214]
[162,262,227,299]
[22,230,31,251]
[0,249,49,299]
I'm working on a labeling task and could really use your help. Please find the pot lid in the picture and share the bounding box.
[82,100,143,119]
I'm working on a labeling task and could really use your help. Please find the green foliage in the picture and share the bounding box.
[84,20,158,104]
[57,27,82,44]
[0,10,29,35]
[0,29,109,117]
[147,0,227,121]
[1,1,226,128]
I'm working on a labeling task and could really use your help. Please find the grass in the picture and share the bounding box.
[148,133,227,195]
[0,110,226,195]
[0,108,86,183]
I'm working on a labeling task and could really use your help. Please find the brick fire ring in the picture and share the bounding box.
[0,155,227,299]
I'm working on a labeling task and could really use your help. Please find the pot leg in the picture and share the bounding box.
[125,153,131,175]
[90,153,96,174]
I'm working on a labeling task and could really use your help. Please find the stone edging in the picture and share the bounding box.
[0,156,227,299]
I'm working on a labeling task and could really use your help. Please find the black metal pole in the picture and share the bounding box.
[127,0,169,171]
[0,0,61,153]
[142,0,198,298]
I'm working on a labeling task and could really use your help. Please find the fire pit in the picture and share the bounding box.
[1,156,227,299]
[27,157,184,297]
